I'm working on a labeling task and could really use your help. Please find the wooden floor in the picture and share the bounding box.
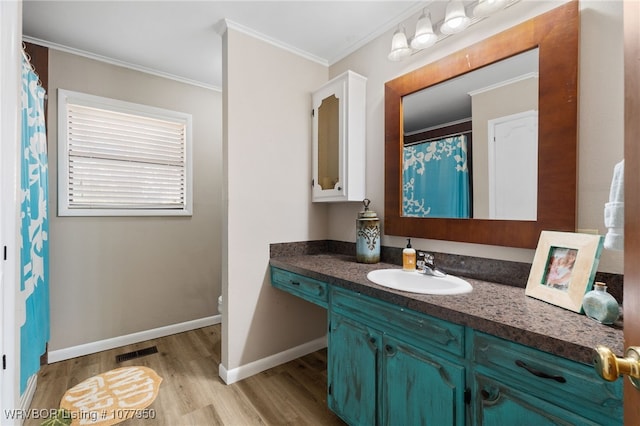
[27,325,346,425]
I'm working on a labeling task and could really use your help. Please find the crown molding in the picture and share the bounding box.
[219,18,328,67]
[22,36,221,92]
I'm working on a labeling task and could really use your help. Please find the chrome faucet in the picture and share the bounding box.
[416,251,446,277]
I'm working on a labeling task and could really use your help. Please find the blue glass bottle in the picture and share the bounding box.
[582,282,620,324]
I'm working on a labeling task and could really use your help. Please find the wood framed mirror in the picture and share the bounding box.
[384,1,578,249]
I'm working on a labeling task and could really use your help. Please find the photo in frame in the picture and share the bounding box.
[525,231,604,312]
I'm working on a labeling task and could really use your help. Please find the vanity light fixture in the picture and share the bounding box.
[387,26,412,61]
[410,9,438,50]
[387,0,515,61]
[440,0,471,35]
[473,0,508,17]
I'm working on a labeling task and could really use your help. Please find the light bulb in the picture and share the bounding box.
[441,1,470,35]
[388,27,411,61]
[410,9,437,50]
[473,0,508,17]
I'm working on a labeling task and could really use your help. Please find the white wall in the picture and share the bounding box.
[47,50,222,352]
[578,0,624,272]
[327,0,624,274]
[221,27,329,373]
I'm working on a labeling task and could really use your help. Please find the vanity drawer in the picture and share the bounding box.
[472,331,622,422]
[331,286,464,357]
[270,267,328,308]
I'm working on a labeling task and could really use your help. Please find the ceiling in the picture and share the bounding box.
[403,47,539,134]
[22,0,430,90]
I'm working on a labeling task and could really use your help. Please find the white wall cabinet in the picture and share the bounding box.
[311,70,366,202]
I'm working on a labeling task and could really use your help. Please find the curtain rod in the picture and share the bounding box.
[21,42,44,89]
[404,130,471,147]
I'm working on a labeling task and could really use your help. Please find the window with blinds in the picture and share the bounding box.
[57,89,192,216]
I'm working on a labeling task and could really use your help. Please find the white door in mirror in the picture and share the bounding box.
[367,269,472,295]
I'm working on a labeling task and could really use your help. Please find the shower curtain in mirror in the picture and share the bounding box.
[20,51,50,394]
[403,135,470,218]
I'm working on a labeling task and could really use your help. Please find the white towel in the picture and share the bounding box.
[604,160,624,251]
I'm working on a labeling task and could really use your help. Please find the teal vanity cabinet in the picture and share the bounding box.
[269,266,623,426]
[472,332,622,426]
[328,286,467,426]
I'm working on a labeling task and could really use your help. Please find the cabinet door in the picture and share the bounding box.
[474,374,601,426]
[311,70,366,202]
[312,77,346,202]
[328,313,378,426]
[382,335,466,426]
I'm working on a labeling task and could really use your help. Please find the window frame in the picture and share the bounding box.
[57,89,193,217]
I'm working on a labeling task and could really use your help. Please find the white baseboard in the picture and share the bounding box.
[218,335,327,385]
[48,315,221,363]
[19,374,37,418]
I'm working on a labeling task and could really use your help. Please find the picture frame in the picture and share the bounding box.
[525,231,604,312]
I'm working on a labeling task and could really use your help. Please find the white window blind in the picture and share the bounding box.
[58,89,192,216]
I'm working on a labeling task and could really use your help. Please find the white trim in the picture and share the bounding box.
[218,335,327,385]
[19,375,36,414]
[1,1,23,423]
[468,72,539,97]
[221,19,328,67]
[404,117,472,137]
[22,36,221,93]
[48,315,220,363]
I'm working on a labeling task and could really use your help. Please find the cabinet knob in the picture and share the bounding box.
[366,336,378,352]
[384,344,396,355]
[594,345,640,390]
[480,386,501,405]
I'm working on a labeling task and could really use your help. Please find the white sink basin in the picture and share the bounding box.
[366,269,473,295]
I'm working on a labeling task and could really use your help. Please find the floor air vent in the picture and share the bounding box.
[115,346,158,363]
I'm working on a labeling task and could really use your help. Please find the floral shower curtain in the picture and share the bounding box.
[20,51,50,393]
[403,135,470,218]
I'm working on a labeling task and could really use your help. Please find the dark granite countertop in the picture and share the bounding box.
[269,253,623,366]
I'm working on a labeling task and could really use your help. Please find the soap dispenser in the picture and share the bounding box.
[403,239,416,271]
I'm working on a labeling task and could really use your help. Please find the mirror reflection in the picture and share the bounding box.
[402,48,539,220]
